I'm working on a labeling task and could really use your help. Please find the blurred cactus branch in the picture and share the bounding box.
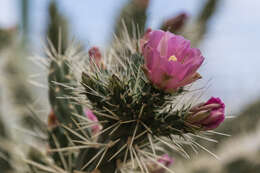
[198,0,219,24]
[182,0,220,46]
[195,0,219,42]
[21,0,29,42]
[0,27,17,51]
[47,0,69,55]
[114,0,150,40]
[3,50,43,131]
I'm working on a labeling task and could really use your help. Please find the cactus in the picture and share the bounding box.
[114,0,150,40]
[47,44,91,170]
[0,1,229,173]
[0,27,17,51]
[182,0,220,46]
[73,29,224,172]
[46,0,69,55]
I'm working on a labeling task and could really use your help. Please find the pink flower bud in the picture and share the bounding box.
[47,110,59,129]
[85,109,101,135]
[161,12,188,33]
[157,154,174,167]
[187,97,225,130]
[133,0,150,9]
[88,46,105,69]
[141,29,204,92]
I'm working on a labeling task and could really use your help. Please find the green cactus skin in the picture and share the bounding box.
[47,0,69,55]
[48,56,90,170]
[48,59,84,124]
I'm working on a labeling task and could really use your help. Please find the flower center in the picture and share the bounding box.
[168,55,178,62]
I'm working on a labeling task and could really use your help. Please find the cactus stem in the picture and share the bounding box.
[81,147,106,171]
[148,134,157,157]
[91,122,120,139]
[103,106,120,119]
[109,143,128,162]
[61,124,87,141]
[108,123,121,135]
[95,147,110,170]
[129,122,139,149]
[92,111,119,121]
[51,133,69,170]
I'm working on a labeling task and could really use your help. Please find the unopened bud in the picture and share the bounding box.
[48,110,58,129]
[161,12,188,33]
[186,97,225,130]
[88,46,105,69]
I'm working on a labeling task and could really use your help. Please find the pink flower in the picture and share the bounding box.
[85,109,101,135]
[88,46,105,69]
[150,154,174,173]
[157,154,174,167]
[141,29,204,92]
[186,97,225,130]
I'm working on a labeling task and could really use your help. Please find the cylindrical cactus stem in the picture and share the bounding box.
[48,55,91,168]
[46,0,69,55]
[48,58,87,132]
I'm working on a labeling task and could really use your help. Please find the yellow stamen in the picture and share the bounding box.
[168,55,177,62]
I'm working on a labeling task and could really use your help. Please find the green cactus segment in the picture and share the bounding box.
[48,57,90,169]
[48,59,83,125]
[47,0,69,55]
[79,53,194,172]
[47,126,71,169]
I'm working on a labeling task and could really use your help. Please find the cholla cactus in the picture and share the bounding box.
[24,28,226,173]
[71,29,225,172]
[0,1,228,172]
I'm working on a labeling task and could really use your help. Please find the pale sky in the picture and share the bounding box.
[1,0,260,114]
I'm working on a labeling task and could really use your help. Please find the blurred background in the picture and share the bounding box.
[0,0,260,173]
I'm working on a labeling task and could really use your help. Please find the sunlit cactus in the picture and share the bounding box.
[72,29,225,173]
[47,43,91,169]
[21,27,226,173]
[0,1,229,173]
